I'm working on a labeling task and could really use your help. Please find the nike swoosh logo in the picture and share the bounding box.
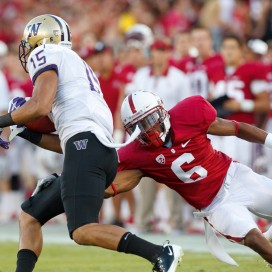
[181,139,191,148]
[167,246,173,256]
[124,233,130,240]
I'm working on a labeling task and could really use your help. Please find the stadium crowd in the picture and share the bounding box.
[0,0,272,235]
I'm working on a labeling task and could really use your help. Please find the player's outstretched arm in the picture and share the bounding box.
[38,134,62,154]
[18,129,62,154]
[208,117,271,147]
[104,169,143,198]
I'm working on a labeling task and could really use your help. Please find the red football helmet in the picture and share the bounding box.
[121,91,170,148]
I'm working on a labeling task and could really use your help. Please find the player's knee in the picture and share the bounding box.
[72,223,98,246]
[19,210,40,230]
[244,228,263,249]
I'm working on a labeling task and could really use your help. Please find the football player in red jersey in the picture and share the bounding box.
[109,91,272,266]
[208,34,270,166]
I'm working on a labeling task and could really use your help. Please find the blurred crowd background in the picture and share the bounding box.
[1,0,272,234]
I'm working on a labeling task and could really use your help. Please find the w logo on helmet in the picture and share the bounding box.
[27,23,42,38]
[73,139,88,150]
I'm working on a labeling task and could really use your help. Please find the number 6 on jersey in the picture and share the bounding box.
[171,152,208,183]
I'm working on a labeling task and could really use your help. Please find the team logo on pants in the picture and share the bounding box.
[73,139,88,150]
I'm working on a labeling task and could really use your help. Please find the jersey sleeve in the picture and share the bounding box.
[175,96,217,132]
[28,45,61,84]
[202,97,217,131]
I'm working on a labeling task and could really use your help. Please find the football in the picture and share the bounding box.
[25,116,56,134]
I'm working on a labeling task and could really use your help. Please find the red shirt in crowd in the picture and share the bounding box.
[209,61,268,124]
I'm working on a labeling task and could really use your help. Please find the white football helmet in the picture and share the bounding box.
[125,24,154,48]
[121,91,170,148]
[19,14,72,72]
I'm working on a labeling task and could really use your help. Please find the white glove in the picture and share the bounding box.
[32,173,59,196]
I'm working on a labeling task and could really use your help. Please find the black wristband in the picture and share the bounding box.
[18,129,42,145]
[0,112,16,128]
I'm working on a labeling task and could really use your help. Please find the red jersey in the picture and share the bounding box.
[209,61,268,124]
[118,96,232,210]
[98,66,124,117]
[178,54,224,99]
[4,69,33,98]
[169,55,194,73]
[116,63,136,84]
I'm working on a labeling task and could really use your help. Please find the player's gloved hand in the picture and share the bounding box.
[8,97,27,141]
[0,129,10,149]
[32,173,59,196]
[8,97,27,113]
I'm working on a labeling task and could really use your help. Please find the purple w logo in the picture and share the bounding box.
[27,23,42,38]
[73,139,88,150]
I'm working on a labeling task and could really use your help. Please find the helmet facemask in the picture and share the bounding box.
[19,40,33,73]
[125,106,170,148]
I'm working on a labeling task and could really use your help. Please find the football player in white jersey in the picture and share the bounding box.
[0,15,182,272]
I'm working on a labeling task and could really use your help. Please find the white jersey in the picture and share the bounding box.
[28,44,113,151]
[126,66,191,110]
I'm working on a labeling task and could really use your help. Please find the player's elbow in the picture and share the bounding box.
[32,100,51,118]
[36,105,51,117]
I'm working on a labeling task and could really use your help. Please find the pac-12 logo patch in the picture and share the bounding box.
[73,139,88,150]
[156,154,165,164]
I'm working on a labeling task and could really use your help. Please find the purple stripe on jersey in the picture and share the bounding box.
[83,61,95,91]
[89,66,100,85]
[32,64,59,84]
